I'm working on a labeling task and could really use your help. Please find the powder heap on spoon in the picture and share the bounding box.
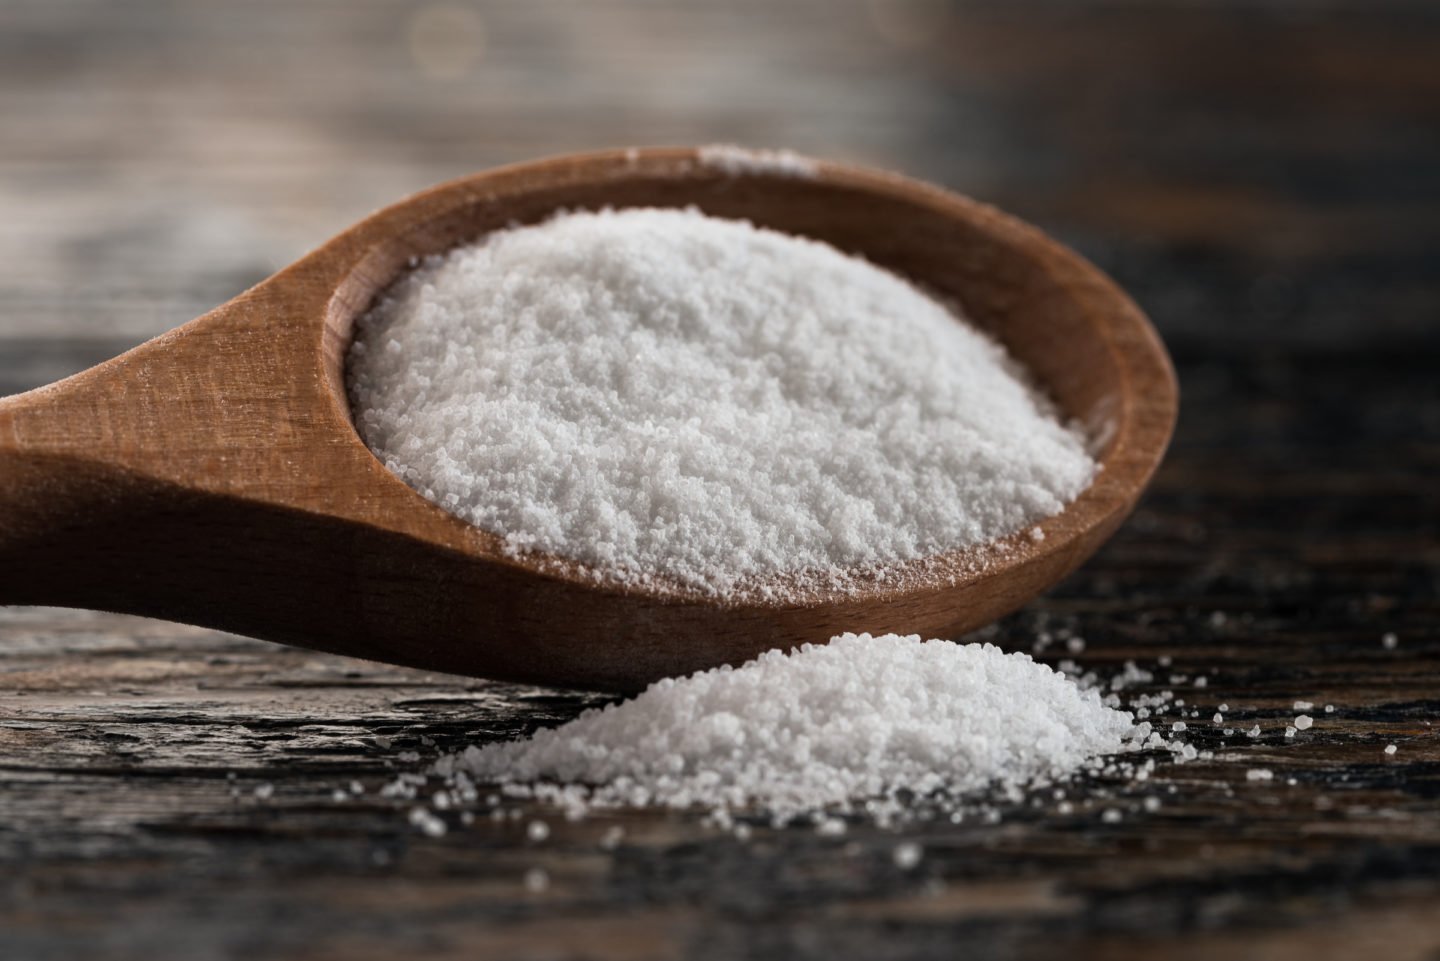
[348,207,1096,597]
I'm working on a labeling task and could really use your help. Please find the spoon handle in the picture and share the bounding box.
[0,307,265,608]
[0,347,424,668]
[0,386,131,606]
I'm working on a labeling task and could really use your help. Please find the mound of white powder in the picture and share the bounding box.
[437,633,1151,824]
[348,207,1096,595]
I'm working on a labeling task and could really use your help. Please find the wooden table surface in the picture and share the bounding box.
[2,2,1438,959]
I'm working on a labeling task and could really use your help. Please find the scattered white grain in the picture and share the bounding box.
[527,820,551,843]
[524,868,550,893]
[408,807,447,837]
[1384,744,1398,755]
[1246,769,1274,781]
[893,842,924,869]
[1382,632,1398,649]
[1294,715,1313,731]
[253,783,274,801]
[697,144,818,178]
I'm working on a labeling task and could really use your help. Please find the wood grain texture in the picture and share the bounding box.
[0,148,1176,692]
[1,1,1437,959]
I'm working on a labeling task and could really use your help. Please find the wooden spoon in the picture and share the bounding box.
[0,147,1177,693]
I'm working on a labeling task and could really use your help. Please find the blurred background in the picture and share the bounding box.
[3,0,1436,354]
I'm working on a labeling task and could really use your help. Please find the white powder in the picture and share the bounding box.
[892,841,924,869]
[435,633,1152,824]
[696,144,818,178]
[349,208,1096,596]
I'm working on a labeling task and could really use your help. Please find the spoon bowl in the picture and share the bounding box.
[0,147,1177,692]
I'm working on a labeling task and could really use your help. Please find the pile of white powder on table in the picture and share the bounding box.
[435,633,1158,826]
[348,207,1097,596]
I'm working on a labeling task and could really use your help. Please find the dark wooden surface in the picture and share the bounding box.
[2,2,1438,959]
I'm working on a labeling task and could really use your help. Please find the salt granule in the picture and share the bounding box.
[440,633,1149,823]
[408,807,447,837]
[893,842,924,869]
[696,144,818,178]
[349,208,1096,597]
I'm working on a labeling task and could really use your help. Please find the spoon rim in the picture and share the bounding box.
[311,146,1178,611]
